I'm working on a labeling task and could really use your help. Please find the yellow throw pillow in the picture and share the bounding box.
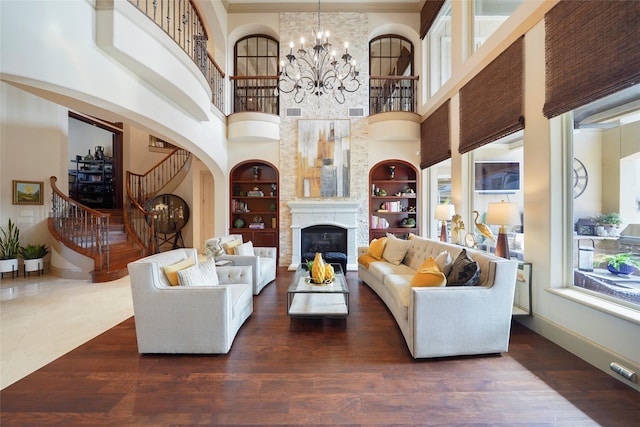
[221,239,242,254]
[410,256,447,287]
[367,237,387,260]
[163,257,196,286]
[358,254,377,269]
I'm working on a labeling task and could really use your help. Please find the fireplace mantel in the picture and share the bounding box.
[288,200,361,271]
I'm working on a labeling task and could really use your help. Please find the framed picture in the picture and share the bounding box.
[12,180,44,205]
[298,120,351,198]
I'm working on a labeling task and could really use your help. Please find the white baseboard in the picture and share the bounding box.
[515,316,640,392]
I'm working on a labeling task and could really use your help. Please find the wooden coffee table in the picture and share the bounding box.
[287,264,349,318]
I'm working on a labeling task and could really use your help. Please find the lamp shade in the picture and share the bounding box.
[485,201,520,226]
[434,204,455,221]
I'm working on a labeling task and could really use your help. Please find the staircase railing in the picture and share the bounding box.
[48,176,111,271]
[125,148,192,255]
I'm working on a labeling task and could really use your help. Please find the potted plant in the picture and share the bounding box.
[593,212,623,237]
[19,243,49,273]
[595,252,640,275]
[0,219,20,276]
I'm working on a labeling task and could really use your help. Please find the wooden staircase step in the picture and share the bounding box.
[91,241,144,283]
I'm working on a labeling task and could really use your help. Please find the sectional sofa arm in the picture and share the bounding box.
[253,247,276,259]
[216,265,253,285]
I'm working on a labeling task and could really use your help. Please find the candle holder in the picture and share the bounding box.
[252,166,261,181]
[389,165,396,180]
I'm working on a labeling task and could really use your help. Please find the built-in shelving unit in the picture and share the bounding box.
[369,159,419,240]
[229,160,279,253]
[69,159,114,209]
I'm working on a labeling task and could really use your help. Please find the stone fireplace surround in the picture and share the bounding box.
[288,200,360,271]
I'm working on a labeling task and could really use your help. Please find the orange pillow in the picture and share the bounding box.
[367,237,387,260]
[163,258,196,286]
[221,239,241,254]
[410,257,447,287]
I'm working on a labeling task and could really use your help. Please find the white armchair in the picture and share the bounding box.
[206,235,276,295]
[127,248,253,354]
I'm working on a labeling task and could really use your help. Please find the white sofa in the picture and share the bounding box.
[206,235,276,295]
[358,235,518,359]
[127,248,253,354]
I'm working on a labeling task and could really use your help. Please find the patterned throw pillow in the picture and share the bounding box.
[162,257,196,286]
[446,249,480,286]
[177,260,219,286]
[410,256,447,287]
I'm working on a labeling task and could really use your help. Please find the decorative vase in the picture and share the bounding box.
[0,258,19,276]
[24,258,43,273]
[607,263,634,275]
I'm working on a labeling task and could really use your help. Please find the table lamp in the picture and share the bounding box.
[485,201,520,258]
[434,204,455,242]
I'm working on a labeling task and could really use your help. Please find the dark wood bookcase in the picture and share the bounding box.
[229,160,279,253]
[369,159,419,240]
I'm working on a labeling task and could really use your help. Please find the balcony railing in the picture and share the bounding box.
[231,76,279,115]
[127,0,225,112]
[370,76,419,115]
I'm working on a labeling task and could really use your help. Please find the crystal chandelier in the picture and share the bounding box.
[277,0,361,104]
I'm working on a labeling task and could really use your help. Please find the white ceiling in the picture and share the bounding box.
[223,0,424,14]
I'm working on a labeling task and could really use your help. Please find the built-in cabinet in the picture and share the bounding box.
[69,158,114,209]
[369,160,419,240]
[229,160,279,253]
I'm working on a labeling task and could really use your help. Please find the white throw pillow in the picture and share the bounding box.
[435,250,453,276]
[382,234,411,265]
[235,241,255,256]
[177,260,219,286]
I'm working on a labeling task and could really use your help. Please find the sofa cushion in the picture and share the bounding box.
[235,241,254,256]
[367,237,387,260]
[368,261,415,281]
[222,239,242,254]
[178,260,220,286]
[382,234,411,265]
[384,274,413,307]
[358,254,378,269]
[446,249,480,286]
[410,257,447,287]
[163,257,196,286]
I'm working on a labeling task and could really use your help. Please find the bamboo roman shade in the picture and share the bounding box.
[543,1,640,119]
[420,100,450,169]
[420,0,446,39]
[459,36,524,154]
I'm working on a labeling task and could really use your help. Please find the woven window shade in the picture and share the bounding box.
[420,0,446,39]
[459,36,524,154]
[543,1,640,119]
[420,100,450,169]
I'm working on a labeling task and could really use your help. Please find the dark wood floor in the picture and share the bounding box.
[2,268,639,426]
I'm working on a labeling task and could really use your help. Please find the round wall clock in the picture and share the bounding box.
[465,232,478,249]
[573,158,588,199]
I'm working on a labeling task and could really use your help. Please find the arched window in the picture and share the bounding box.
[369,35,416,114]
[233,35,279,114]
